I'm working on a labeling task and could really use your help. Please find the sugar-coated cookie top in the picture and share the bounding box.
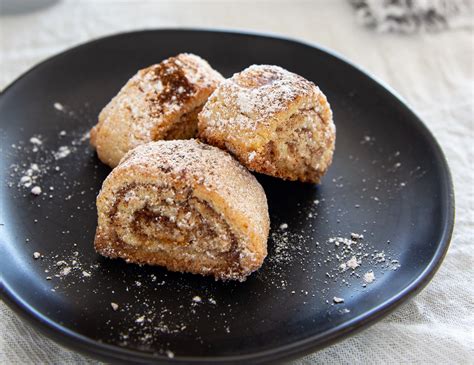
[123,53,223,121]
[116,139,269,238]
[200,65,322,132]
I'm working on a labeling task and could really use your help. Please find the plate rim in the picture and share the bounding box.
[0,27,455,364]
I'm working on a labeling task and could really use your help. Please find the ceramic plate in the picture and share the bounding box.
[0,29,454,364]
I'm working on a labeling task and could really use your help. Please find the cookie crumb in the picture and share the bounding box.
[192,296,202,303]
[390,260,401,271]
[54,102,64,111]
[333,296,344,304]
[135,315,145,323]
[33,252,41,259]
[346,256,359,270]
[111,302,119,311]
[20,176,32,187]
[53,146,71,159]
[363,271,375,284]
[59,267,71,276]
[279,223,288,230]
[374,251,386,263]
[29,137,42,145]
[31,186,42,195]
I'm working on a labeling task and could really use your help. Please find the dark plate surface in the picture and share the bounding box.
[0,29,454,364]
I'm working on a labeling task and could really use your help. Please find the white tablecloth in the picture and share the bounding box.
[1,1,473,363]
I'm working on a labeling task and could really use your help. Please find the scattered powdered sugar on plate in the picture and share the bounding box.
[7,126,232,354]
[268,229,306,266]
[6,110,94,204]
[3,109,411,355]
[254,147,405,304]
[41,250,97,284]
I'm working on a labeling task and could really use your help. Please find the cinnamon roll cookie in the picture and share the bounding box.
[198,65,335,183]
[94,139,269,281]
[90,53,224,167]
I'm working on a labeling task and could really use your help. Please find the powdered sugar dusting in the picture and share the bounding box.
[117,139,268,240]
[233,65,313,119]
[94,53,223,154]
[201,65,317,132]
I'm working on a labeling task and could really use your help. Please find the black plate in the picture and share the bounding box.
[0,29,454,364]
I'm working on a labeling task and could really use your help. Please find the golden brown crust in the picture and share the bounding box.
[90,53,224,168]
[94,139,269,281]
[197,65,336,183]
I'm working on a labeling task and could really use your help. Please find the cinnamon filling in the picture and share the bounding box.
[109,184,240,267]
[160,104,203,140]
[265,108,329,179]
